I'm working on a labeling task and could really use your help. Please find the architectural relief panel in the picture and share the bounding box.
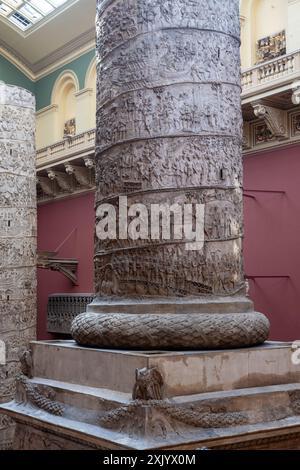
[70,0,269,350]
[96,136,242,200]
[0,175,36,208]
[95,238,244,298]
[0,208,36,238]
[0,106,35,142]
[0,84,36,447]
[96,0,240,61]
[92,0,244,299]
[0,141,35,177]
[96,84,242,150]
[97,30,240,106]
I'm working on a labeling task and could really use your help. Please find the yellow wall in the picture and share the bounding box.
[36,61,96,149]
[241,0,289,68]
[287,0,300,52]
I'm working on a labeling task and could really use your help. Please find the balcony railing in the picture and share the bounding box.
[241,49,300,97]
[36,128,96,170]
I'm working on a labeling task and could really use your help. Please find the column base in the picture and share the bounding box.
[71,297,270,349]
[1,340,300,450]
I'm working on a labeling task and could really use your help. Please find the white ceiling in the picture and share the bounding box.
[0,0,96,74]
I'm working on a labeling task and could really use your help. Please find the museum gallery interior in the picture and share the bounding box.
[1,0,300,451]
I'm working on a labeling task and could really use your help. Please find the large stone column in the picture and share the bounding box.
[0,83,36,448]
[72,0,269,349]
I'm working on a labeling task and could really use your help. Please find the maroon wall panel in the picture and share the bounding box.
[244,144,300,341]
[37,193,94,339]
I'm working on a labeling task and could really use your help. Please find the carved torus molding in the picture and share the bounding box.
[252,101,288,140]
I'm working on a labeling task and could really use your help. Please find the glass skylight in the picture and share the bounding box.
[0,0,69,31]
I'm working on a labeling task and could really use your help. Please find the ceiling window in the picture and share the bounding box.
[0,0,69,31]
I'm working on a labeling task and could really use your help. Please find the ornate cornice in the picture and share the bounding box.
[0,30,95,82]
[31,29,95,76]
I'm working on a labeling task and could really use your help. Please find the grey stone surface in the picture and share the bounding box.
[72,0,270,349]
[0,82,36,447]
[24,340,300,397]
[2,340,300,449]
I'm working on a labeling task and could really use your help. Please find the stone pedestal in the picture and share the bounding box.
[0,83,36,448]
[2,340,300,450]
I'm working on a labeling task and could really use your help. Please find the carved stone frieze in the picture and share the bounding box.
[19,349,33,379]
[65,163,93,188]
[17,376,64,417]
[292,81,300,106]
[95,0,240,61]
[96,136,242,200]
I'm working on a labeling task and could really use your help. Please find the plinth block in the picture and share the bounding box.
[2,341,300,450]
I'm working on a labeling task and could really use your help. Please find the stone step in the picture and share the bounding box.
[3,378,300,450]
[29,340,300,397]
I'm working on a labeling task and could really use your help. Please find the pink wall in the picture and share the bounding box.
[244,144,300,341]
[37,193,94,339]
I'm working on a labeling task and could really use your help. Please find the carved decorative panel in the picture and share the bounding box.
[256,30,286,64]
[47,294,94,334]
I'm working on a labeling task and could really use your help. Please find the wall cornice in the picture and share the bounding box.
[0,33,95,83]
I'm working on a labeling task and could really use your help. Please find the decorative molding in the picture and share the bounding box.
[84,157,95,169]
[19,349,33,379]
[85,57,96,88]
[291,112,300,136]
[51,70,80,104]
[252,101,288,140]
[292,81,300,105]
[75,88,94,99]
[18,376,64,417]
[243,107,300,155]
[31,30,95,76]
[0,36,95,82]
[133,368,164,401]
[47,170,73,193]
[47,294,94,334]
[0,45,34,81]
[37,176,56,197]
[242,122,252,150]
[36,104,58,118]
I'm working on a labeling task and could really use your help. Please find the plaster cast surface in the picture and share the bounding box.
[0,82,36,448]
[72,0,270,349]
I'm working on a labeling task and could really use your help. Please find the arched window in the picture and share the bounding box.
[51,71,79,139]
